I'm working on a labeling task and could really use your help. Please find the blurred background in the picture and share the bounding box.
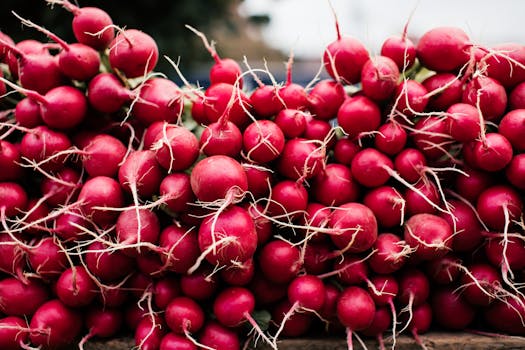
[0,0,523,88]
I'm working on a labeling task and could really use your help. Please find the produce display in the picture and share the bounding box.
[0,1,525,349]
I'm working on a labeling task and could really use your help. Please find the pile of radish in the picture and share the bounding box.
[1,1,525,349]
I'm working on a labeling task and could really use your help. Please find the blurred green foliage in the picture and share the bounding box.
[0,0,240,74]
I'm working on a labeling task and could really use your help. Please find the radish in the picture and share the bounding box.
[20,125,72,172]
[249,271,288,306]
[484,42,525,88]
[374,122,408,156]
[80,307,123,347]
[404,180,441,216]
[462,75,507,122]
[394,148,427,184]
[0,316,30,350]
[333,137,361,166]
[151,123,199,172]
[445,102,482,142]
[416,26,471,72]
[337,95,381,140]
[425,254,461,285]
[271,300,314,338]
[246,202,272,245]
[135,315,166,350]
[380,22,416,70]
[267,179,308,220]
[274,109,307,138]
[361,307,392,349]
[422,73,463,111]
[165,296,205,335]
[49,0,115,50]
[363,186,405,228]
[78,175,124,227]
[14,97,43,128]
[199,120,242,157]
[303,116,334,145]
[431,287,475,330]
[404,213,453,260]
[195,205,257,267]
[190,155,248,203]
[367,275,399,345]
[312,163,360,207]
[160,333,197,350]
[203,82,251,128]
[116,208,160,256]
[27,236,68,279]
[87,73,132,113]
[454,166,494,203]
[29,299,83,349]
[336,286,376,349]
[369,233,409,274]
[484,295,525,335]
[392,80,429,119]
[132,78,184,126]
[350,148,393,188]
[243,120,285,163]
[331,254,370,286]
[81,134,127,177]
[109,29,158,78]
[361,55,400,101]
[506,153,525,189]
[510,81,525,109]
[56,265,98,307]
[250,84,282,118]
[329,202,378,253]
[460,263,501,306]
[485,234,525,274]
[0,182,28,218]
[471,133,514,172]
[0,31,15,61]
[499,109,525,152]
[308,79,346,120]
[159,173,194,214]
[180,264,219,301]
[220,258,255,286]
[411,115,452,160]
[118,150,163,200]
[303,241,333,275]
[277,55,308,111]
[158,224,200,274]
[40,167,82,207]
[0,277,49,316]
[0,234,27,282]
[242,164,273,199]
[85,241,135,282]
[476,185,523,231]
[439,199,483,252]
[403,302,432,347]
[53,208,90,241]
[198,321,240,350]
[259,240,301,284]
[299,203,331,244]
[323,11,369,84]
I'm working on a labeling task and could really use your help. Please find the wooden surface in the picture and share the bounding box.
[85,332,525,349]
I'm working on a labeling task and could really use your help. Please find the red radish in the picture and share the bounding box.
[299,203,331,244]
[220,258,255,286]
[5,39,48,79]
[398,268,430,308]
[180,264,219,301]
[159,224,200,274]
[203,82,251,128]
[151,123,199,172]
[393,80,429,118]
[196,205,257,267]
[160,333,197,350]
[404,180,441,216]
[337,286,376,349]
[460,263,501,306]
[85,241,134,282]
[81,134,127,177]
[404,213,453,260]
[287,274,326,311]
[190,95,208,125]
[454,167,494,202]
[27,236,68,279]
[20,198,50,235]
[381,26,416,70]
[323,12,369,84]
[249,271,288,306]
[312,163,360,207]
[212,287,260,328]
[431,287,475,330]
[40,167,81,207]
[484,43,525,88]
[165,296,205,335]
[53,209,91,242]
[303,117,334,145]
[368,275,399,309]
[411,115,452,160]
[351,148,393,188]
[132,78,184,126]
[472,133,513,172]
[81,308,123,346]
[0,31,15,61]
[445,102,482,142]
[242,164,273,199]
[485,234,525,273]
[510,81,525,109]
[259,240,301,284]
[109,29,158,78]
[198,321,240,350]
[499,109,525,151]
[99,285,129,309]
[29,299,83,349]
[50,0,115,50]
[20,125,72,172]
[403,302,432,347]
[56,266,97,307]
[135,315,166,350]
[250,84,282,118]
[118,150,163,200]
[15,97,43,127]
[0,277,49,316]
[416,26,471,72]
[243,120,285,163]
[0,234,26,282]
[308,79,346,120]
[422,73,463,111]
[439,199,483,252]
[329,202,378,253]
[506,154,525,189]
[0,182,28,217]
[361,56,400,101]
[136,250,165,276]
[303,241,332,275]
[476,185,523,230]
[361,307,392,348]
[0,316,29,350]
[78,176,124,226]
[425,254,461,285]
[394,148,427,184]
[116,208,160,256]
[267,179,308,220]
[462,75,507,122]
[374,122,407,155]
[87,73,132,113]
[190,155,248,203]
[153,277,180,309]
[199,120,242,157]
[274,109,307,138]
[363,186,405,228]
[159,173,194,214]
[337,95,381,140]
[331,254,369,286]
[333,137,360,165]
[246,202,272,245]
[278,82,309,111]
[369,233,409,274]
[484,296,525,335]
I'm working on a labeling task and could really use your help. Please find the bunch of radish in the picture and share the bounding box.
[0,1,524,350]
